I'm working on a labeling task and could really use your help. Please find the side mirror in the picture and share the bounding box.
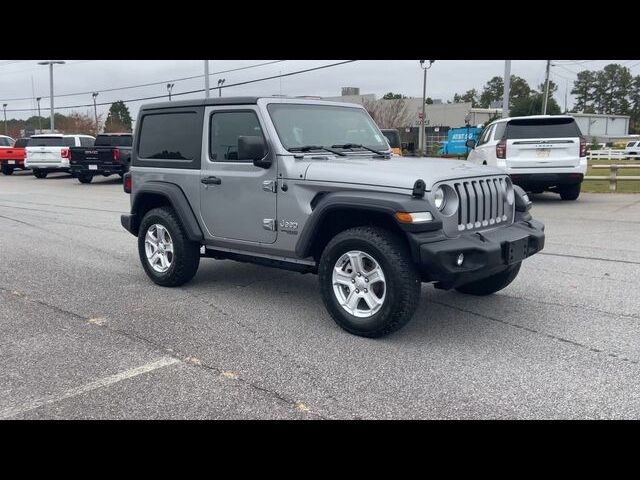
[465,139,476,149]
[238,135,270,168]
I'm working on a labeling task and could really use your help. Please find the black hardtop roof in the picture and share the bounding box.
[140,96,260,111]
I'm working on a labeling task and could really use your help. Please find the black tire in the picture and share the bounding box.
[33,169,48,179]
[559,183,581,201]
[318,226,421,338]
[77,174,93,184]
[1,165,14,175]
[138,206,200,287]
[456,263,521,296]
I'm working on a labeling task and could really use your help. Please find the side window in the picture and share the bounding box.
[80,137,94,147]
[209,111,265,162]
[63,137,76,147]
[477,125,494,146]
[137,111,202,168]
[493,122,506,140]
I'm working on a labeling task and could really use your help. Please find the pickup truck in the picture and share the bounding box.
[25,134,96,178]
[70,133,133,183]
[1,137,29,175]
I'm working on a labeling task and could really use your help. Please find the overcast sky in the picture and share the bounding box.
[1,60,637,124]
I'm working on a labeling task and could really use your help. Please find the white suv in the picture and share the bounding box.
[25,134,95,178]
[625,141,640,158]
[466,115,587,200]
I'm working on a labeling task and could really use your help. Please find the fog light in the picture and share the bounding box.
[456,253,464,266]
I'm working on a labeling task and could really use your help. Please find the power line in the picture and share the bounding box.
[0,60,287,102]
[4,60,357,113]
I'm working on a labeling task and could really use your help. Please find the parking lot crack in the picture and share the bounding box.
[431,299,640,366]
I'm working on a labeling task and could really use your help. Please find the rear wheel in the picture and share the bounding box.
[559,183,581,201]
[77,173,93,184]
[318,226,421,338]
[33,169,48,179]
[1,165,14,175]
[456,263,521,296]
[138,207,200,287]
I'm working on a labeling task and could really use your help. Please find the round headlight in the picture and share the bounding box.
[434,187,445,210]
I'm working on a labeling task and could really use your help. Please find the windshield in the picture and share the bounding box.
[27,136,75,147]
[505,118,581,139]
[267,103,389,153]
[95,135,133,147]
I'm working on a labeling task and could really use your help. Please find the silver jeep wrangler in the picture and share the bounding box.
[121,97,545,337]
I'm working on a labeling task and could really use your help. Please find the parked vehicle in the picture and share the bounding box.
[466,115,587,200]
[1,137,29,175]
[380,129,402,155]
[70,133,133,183]
[121,97,545,338]
[625,140,640,158]
[25,134,95,178]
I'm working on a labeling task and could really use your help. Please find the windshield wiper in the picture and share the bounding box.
[289,145,346,156]
[331,144,388,156]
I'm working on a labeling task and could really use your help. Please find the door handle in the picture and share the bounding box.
[201,176,222,185]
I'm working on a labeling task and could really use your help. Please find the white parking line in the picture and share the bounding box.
[0,357,181,419]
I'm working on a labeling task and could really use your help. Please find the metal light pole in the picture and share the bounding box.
[2,104,7,136]
[542,60,551,115]
[418,60,434,157]
[38,61,65,132]
[204,61,210,99]
[217,78,226,97]
[92,92,99,133]
[36,97,42,132]
[502,60,511,118]
[167,83,174,101]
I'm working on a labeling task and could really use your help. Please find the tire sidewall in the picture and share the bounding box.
[319,235,404,335]
[138,210,182,285]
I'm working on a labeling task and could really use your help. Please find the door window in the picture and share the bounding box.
[477,125,494,146]
[209,111,265,162]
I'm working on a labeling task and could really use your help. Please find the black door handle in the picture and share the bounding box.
[201,176,222,185]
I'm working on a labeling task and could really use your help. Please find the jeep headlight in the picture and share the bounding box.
[433,187,445,210]
[502,178,515,205]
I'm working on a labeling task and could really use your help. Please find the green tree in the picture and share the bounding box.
[480,75,531,108]
[510,94,561,117]
[571,70,597,112]
[382,92,406,100]
[453,89,479,107]
[104,101,132,132]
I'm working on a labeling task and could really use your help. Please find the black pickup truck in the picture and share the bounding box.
[70,133,133,183]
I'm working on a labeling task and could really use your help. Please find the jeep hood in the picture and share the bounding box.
[304,156,506,190]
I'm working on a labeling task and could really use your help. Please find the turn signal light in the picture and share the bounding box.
[123,172,132,194]
[496,139,507,159]
[61,148,70,159]
[113,149,120,161]
[395,211,433,224]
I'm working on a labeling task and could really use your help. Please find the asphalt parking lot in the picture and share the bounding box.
[1,170,640,419]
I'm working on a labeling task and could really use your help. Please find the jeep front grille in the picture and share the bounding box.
[453,177,511,231]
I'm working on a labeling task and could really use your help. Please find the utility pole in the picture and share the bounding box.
[419,60,434,157]
[204,61,210,99]
[36,97,42,132]
[502,60,511,118]
[542,60,551,115]
[2,104,7,136]
[38,61,66,132]
[92,92,99,133]
[564,79,568,113]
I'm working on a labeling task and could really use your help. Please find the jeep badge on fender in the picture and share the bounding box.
[121,96,545,338]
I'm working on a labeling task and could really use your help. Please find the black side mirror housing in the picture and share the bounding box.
[238,135,270,168]
[465,139,476,149]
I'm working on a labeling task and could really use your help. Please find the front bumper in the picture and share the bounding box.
[415,218,545,289]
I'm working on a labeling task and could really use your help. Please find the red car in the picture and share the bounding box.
[0,137,29,175]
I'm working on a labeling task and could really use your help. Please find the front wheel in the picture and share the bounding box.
[138,207,200,287]
[1,165,14,175]
[559,183,581,201]
[77,173,93,184]
[455,263,521,296]
[33,169,48,179]
[318,226,421,338]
